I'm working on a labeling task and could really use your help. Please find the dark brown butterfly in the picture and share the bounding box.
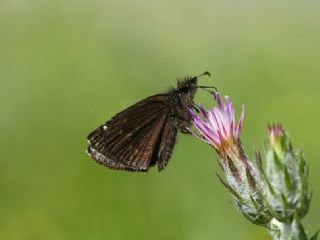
[87,72,215,172]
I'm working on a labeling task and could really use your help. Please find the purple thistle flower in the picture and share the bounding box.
[189,92,272,225]
[188,91,315,238]
[189,93,245,158]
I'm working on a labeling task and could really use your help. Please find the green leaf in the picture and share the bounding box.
[262,171,276,196]
[295,218,309,240]
[298,167,311,218]
[215,172,244,204]
[310,230,319,240]
[254,150,262,167]
[226,156,240,181]
[249,195,259,210]
[273,150,283,170]
[246,167,257,191]
[281,193,288,209]
[284,167,292,191]
[297,150,306,178]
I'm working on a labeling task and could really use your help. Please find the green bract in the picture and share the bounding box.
[190,94,317,240]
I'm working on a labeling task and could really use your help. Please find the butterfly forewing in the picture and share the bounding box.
[87,94,176,172]
[87,74,206,172]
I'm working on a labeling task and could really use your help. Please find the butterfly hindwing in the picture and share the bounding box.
[87,94,176,172]
[156,117,178,171]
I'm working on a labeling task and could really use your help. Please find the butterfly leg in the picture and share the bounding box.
[197,86,218,95]
[185,127,210,144]
[178,121,193,134]
[192,104,200,113]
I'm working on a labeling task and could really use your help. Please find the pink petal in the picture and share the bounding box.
[198,103,208,119]
[236,104,245,138]
[215,92,223,109]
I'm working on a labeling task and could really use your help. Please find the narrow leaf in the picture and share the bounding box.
[284,167,293,191]
[215,172,244,204]
[310,230,319,240]
[273,150,283,170]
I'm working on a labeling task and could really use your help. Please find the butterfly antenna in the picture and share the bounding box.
[197,71,211,78]
[195,71,218,95]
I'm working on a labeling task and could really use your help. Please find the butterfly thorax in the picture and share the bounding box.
[169,77,198,133]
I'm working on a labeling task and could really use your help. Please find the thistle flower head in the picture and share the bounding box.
[189,93,272,225]
[189,93,245,158]
[189,92,315,239]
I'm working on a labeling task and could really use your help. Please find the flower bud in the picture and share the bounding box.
[263,124,311,221]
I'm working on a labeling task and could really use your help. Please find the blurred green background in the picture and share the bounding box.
[1,0,319,239]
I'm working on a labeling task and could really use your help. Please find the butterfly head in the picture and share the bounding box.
[176,76,198,94]
[176,71,211,94]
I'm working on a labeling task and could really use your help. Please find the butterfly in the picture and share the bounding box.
[87,72,216,172]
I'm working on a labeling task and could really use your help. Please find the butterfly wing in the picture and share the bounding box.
[87,94,177,172]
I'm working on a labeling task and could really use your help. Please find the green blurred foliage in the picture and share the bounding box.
[1,0,319,239]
